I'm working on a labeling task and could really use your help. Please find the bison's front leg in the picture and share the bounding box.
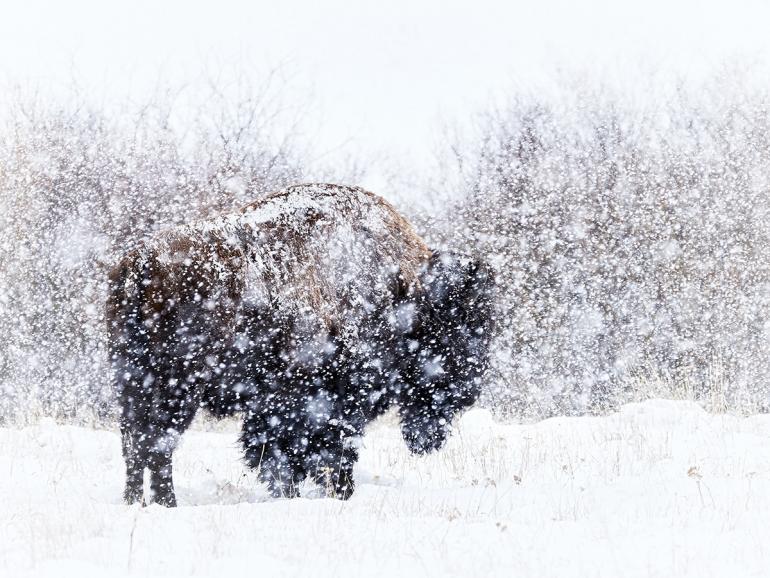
[260,452,305,499]
[304,425,359,500]
[240,412,306,498]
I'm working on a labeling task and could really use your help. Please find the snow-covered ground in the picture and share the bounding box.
[2,399,770,577]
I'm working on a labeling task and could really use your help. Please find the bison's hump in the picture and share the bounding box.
[116,184,431,339]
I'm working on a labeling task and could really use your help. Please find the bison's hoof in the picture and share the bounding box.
[150,495,177,508]
[147,489,178,507]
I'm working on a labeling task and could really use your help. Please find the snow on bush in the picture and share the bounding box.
[419,73,770,419]
[0,79,322,424]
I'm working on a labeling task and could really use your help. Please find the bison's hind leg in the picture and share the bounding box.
[121,425,144,505]
[146,442,177,507]
[118,368,198,507]
[117,356,153,506]
[120,421,179,507]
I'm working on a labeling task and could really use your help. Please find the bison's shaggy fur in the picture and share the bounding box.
[107,183,493,506]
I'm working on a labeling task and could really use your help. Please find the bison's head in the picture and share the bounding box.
[399,252,495,454]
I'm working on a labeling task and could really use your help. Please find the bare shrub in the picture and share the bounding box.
[419,74,770,419]
[0,75,338,424]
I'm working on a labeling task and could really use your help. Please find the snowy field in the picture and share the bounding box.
[2,400,770,578]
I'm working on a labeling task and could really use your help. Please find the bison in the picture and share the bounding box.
[107,183,493,506]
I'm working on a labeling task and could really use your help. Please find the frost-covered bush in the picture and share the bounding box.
[421,76,770,418]
[0,80,313,424]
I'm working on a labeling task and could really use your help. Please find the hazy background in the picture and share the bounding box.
[4,0,770,198]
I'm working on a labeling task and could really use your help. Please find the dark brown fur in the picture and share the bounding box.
[108,183,493,506]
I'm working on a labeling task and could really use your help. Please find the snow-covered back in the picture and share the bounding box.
[124,184,430,340]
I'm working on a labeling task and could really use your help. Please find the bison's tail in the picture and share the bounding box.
[106,255,152,423]
[106,254,148,361]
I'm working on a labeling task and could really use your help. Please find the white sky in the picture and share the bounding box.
[2,0,770,195]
